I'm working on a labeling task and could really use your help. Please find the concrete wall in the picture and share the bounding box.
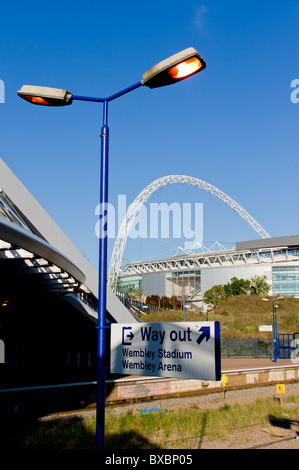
[142,272,166,298]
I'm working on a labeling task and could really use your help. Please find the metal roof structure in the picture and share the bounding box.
[0,217,84,298]
[120,237,299,276]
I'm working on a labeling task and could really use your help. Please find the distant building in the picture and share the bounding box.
[119,236,299,309]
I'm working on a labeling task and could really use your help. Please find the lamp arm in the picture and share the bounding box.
[71,81,142,104]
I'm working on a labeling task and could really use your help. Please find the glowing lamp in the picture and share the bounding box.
[168,56,203,79]
[17,85,72,106]
[142,47,206,89]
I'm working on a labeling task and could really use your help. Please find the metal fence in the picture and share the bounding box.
[277,333,299,359]
[221,338,274,358]
[221,333,298,359]
[115,292,163,313]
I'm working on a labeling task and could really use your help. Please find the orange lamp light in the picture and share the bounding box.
[17,86,72,106]
[22,96,52,106]
[142,47,206,88]
[168,57,204,80]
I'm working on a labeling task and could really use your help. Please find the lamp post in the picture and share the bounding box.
[274,304,279,354]
[262,297,284,362]
[206,307,212,321]
[17,47,206,449]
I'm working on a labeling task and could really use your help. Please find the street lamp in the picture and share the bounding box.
[262,296,284,362]
[17,47,206,449]
[206,307,212,321]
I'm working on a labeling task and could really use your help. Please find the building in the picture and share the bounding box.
[119,236,299,309]
[0,159,136,408]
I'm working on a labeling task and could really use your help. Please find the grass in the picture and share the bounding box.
[23,394,299,449]
[140,294,299,338]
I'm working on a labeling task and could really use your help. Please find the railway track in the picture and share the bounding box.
[0,359,298,415]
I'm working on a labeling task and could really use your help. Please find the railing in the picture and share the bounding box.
[221,338,274,358]
[221,334,298,358]
[114,291,163,314]
[75,290,163,318]
[277,333,299,359]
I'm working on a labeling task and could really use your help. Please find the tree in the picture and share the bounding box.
[161,296,174,310]
[135,287,144,301]
[123,283,144,300]
[170,296,182,310]
[146,295,176,309]
[203,285,226,307]
[146,295,160,307]
[115,279,125,293]
[204,275,271,307]
[249,275,270,295]
[224,277,251,298]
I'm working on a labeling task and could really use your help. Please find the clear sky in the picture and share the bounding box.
[1,0,299,271]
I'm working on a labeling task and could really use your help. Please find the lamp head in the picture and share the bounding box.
[142,47,206,89]
[17,85,72,106]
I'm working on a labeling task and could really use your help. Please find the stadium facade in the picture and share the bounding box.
[119,236,299,309]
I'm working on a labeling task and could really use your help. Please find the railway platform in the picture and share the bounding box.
[106,358,299,405]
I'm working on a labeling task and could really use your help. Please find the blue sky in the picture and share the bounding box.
[1,0,299,271]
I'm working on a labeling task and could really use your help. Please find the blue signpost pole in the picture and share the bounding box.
[262,297,284,363]
[272,302,277,362]
[275,305,279,358]
[265,299,277,363]
[96,99,109,450]
[71,83,143,450]
[72,83,143,450]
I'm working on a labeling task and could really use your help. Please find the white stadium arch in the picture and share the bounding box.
[108,175,270,288]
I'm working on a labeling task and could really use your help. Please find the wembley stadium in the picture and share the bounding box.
[117,236,299,310]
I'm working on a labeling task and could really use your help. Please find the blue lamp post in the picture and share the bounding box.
[17,47,206,449]
[262,296,284,362]
[206,307,212,321]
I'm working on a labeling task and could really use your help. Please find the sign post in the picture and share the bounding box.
[111,321,221,381]
[276,383,286,406]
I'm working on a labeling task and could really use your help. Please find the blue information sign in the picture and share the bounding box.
[111,321,221,381]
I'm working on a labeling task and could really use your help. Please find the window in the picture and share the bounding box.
[272,266,299,296]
